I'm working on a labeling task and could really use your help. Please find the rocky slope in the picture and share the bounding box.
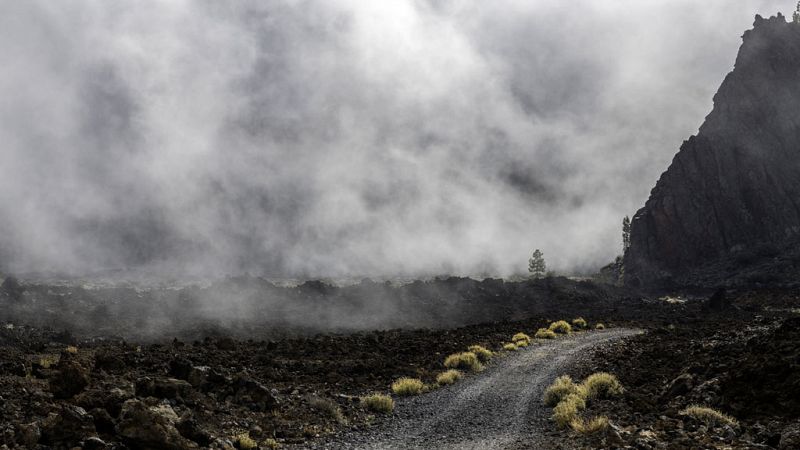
[626,14,800,287]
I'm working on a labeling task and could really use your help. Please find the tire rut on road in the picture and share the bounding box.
[306,328,642,450]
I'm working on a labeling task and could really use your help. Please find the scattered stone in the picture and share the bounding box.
[49,360,90,399]
[116,399,198,449]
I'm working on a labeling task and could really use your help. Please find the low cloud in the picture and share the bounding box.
[0,0,786,278]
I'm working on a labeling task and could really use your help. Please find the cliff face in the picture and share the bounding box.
[625,14,800,287]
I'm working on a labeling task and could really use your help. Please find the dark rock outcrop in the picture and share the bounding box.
[626,14,800,287]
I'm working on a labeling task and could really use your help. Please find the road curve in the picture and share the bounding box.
[306,328,642,450]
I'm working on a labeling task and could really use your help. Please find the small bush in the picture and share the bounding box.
[263,438,280,449]
[391,377,424,396]
[436,369,462,385]
[65,346,78,354]
[503,343,517,351]
[571,416,609,434]
[581,372,623,399]
[444,352,483,372]
[360,394,394,413]
[468,345,494,362]
[552,394,586,428]
[680,405,738,427]
[548,320,573,334]
[235,433,257,450]
[515,340,529,348]
[571,318,587,329]
[38,355,59,369]
[512,332,531,344]
[544,375,581,406]
[535,328,557,339]
[308,395,346,424]
[595,323,605,330]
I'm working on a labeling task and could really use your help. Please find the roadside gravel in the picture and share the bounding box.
[305,328,642,449]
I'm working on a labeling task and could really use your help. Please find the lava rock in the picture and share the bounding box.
[40,405,95,446]
[116,399,198,449]
[49,360,90,399]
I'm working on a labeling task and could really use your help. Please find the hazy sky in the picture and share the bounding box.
[0,0,789,278]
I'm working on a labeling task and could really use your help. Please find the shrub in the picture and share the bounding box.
[263,438,280,449]
[361,394,394,413]
[65,346,78,354]
[503,343,518,351]
[512,333,531,345]
[571,416,609,434]
[549,320,573,334]
[38,355,59,369]
[468,345,493,362]
[235,433,257,450]
[595,323,605,330]
[680,405,738,427]
[544,375,581,406]
[308,395,346,424]
[443,352,483,372]
[515,340,529,348]
[391,377,424,396]
[571,318,587,329]
[436,369,462,386]
[581,372,623,400]
[535,328,557,339]
[552,394,586,428]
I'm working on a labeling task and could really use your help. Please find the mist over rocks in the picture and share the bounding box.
[625,13,800,287]
[0,1,780,279]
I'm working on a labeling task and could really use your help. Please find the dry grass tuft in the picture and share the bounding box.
[360,394,395,413]
[468,345,494,362]
[571,318,587,329]
[512,332,531,345]
[38,355,59,369]
[535,328,557,339]
[263,438,280,449]
[503,342,518,351]
[391,377,425,396]
[443,352,483,372]
[543,375,581,406]
[680,405,738,427]
[581,372,623,400]
[65,346,78,354]
[571,416,610,434]
[234,433,257,450]
[595,323,605,330]
[308,395,346,424]
[548,320,573,334]
[552,393,586,427]
[436,369,463,386]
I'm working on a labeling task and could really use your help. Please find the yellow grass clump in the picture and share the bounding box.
[548,320,573,334]
[512,332,531,345]
[443,352,483,372]
[582,372,624,400]
[436,369,463,385]
[595,323,605,330]
[680,405,738,427]
[65,346,78,354]
[234,433,257,450]
[468,345,493,362]
[571,416,610,434]
[360,394,395,413]
[503,342,518,351]
[571,318,587,330]
[552,394,586,428]
[263,438,280,449]
[543,375,582,407]
[535,328,557,339]
[391,377,425,396]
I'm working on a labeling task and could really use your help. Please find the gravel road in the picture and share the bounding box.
[306,328,642,450]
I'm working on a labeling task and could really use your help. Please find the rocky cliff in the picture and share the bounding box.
[625,14,800,287]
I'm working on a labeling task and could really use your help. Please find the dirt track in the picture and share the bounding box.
[307,328,642,450]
